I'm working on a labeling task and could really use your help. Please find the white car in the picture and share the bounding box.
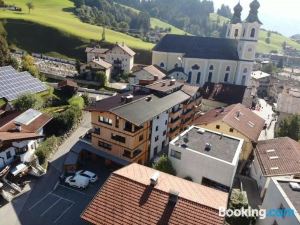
[76,170,98,183]
[65,175,89,189]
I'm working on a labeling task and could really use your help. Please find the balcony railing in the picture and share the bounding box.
[171,116,181,123]
[183,108,193,115]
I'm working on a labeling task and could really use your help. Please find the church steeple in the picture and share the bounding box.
[231,2,243,24]
[245,0,263,24]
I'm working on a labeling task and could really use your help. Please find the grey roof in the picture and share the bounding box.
[0,66,47,101]
[111,91,190,126]
[174,127,241,163]
[278,180,300,214]
[153,34,239,60]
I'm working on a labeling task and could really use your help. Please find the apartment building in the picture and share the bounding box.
[81,163,228,225]
[86,79,201,164]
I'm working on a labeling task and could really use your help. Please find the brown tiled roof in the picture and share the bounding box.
[146,79,184,93]
[181,84,200,97]
[85,47,109,54]
[92,59,112,69]
[81,163,227,225]
[255,137,300,176]
[58,79,78,88]
[0,132,42,142]
[202,82,246,105]
[115,43,136,56]
[143,65,166,80]
[194,103,265,142]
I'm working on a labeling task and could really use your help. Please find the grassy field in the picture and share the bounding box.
[210,13,300,53]
[0,0,154,50]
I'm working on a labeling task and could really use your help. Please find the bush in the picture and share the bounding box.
[153,155,176,176]
[36,136,61,165]
[68,95,85,109]
[13,93,44,111]
[21,54,40,78]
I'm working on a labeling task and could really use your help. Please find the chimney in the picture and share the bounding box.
[15,123,22,132]
[150,172,160,186]
[170,79,176,86]
[145,96,152,102]
[125,94,133,103]
[205,143,212,151]
[168,190,179,204]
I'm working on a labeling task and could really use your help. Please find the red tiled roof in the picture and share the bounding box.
[255,137,300,176]
[194,103,265,142]
[81,163,227,225]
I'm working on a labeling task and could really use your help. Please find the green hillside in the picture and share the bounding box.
[0,0,154,50]
[210,13,300,53]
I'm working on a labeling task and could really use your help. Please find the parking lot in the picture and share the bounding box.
[20,156,112,225]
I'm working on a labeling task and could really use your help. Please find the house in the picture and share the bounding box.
[57,79,79,96]
[129,65,166,87]
[0,66,47,102]
[168,126,243,191]
[193,103,265,161]
[277,86,300,121]
[0,109,52,168]
[251,70,271,97]
[85,46,109,62]
[81,163,228,225]
[257,178,300,225]
[152,0,262,91]
[85,79,201,165]
[80,59,112,82]
[250,137,300,199]
[105,42,135,74]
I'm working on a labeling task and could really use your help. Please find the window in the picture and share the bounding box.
[123,150,131,158]
[98,141,112,150]
[208,72,213,82]
[227,29,230,36]
[174,63,178,68]
[234,29,239,37]
[209,65,214,70]
[243,29,246,37]
[226,66,230,71]
[187,71,192,83]
[156,126,159,131]
[154,147,158,155]
[155,136,159,142]
[192,64,200,70]
[171,150,181,159]
[250,28,256,38]
[115,116,119,128]
[6,151,11,159]
[156,115,160,119]
[241,75,246,85]
[94,128,100,135]
[248,48,252,52]
[229,128,234,132]
[98,116,112,125]
[196,72,201,84]
[165,120,168,125]
[243,68,248,73]
[160,62,165,68]
[216,125,220,129]
[111,134,126,143]
[163,130,166,136]
[139,134,144,141]
[224,73,229,82]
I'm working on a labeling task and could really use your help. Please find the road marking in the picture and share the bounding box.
[54,203,74,224]
[57,184,91,197]
[40,198,61,217]
[29,192,51,211]
[51,193,74,204]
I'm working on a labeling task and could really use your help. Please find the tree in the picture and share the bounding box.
[0,34,10,67]
[21,54,39,78]
[94,71,107,87]
[101,26,106,41]
[13,93,44,111]
[152,155,176,175]
[282,41,287,50]
[217,4,232,19]
[0,0,5,7]
[276,115,300,141]
[82,92,90,106]
[26,2,34,14]
[261,63,276,74]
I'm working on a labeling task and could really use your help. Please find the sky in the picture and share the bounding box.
[212,0,300,37]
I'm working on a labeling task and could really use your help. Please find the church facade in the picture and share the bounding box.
[152,0,262,89]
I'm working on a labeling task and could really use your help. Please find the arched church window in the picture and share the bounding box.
[196,72,201,84]
[251,28,256,38]
[192,64,200,70]
[243,29,246,37]
[187,72,192,83]
[209,65,214,70]
[241,75,246,86]
[248,48,253,52]
[243,68,248,73]
[224,73,229,82]
[226,66,230,71]
[227,29,231,37]
[160,62,165,68]
[234,29,239,37]
[208,72,213,83]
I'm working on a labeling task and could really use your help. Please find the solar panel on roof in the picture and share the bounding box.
[0,67,47,101]
[14,109,42,125]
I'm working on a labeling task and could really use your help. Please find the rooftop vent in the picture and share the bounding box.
[125,94,133,103]
[170,79,176,86]
[290,182,300,191]
[269,156,279,160]
[270,167,279,170]
[15,123,22,132]
[145,96,152,102]
[205,143,212,151]
[248,121,255,128]
[266,149,276,153]
[181,143,188,148]
[168,190,179,204]
[197,128,205,134]
[183,133,189,143]
[161,83,166,87]
[150,171,160,186]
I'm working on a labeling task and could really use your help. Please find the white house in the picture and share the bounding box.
[0,109,52,169]
[152,0,262,89]
[168,126,243,191]
[129,65,166,87]
[85,46,108,62]
[251,70,271,97]
[257,178,300,225]
[80,59,112,82]
[250,137,300,199]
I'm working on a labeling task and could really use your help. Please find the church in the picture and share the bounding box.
[152,0,262,90]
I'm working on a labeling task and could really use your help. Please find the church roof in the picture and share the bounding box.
[153,34,240,61]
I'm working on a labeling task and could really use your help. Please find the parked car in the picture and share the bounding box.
[76,170,98,183]
[65,175,89,189]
